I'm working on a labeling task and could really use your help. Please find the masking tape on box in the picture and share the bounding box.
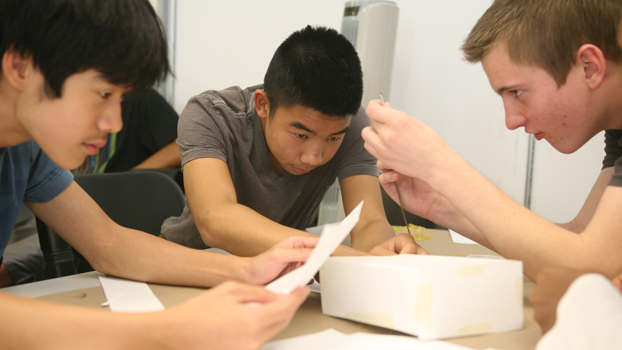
[458,264,486,276]
[458,321,492,337]
[414,284,434,331]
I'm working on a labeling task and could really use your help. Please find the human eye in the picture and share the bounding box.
[328,136,342,142]
[99,91,112,99]
[512,90,523,98]
[293,133,307,140]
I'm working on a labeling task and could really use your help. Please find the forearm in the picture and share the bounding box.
[350,218,395,253]
[133,140,181,169]
[87,226,249,287]
[1,292,155,350]
[195,202,365,257]
[429,152,606,279]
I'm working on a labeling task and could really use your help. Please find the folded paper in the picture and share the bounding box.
[98,276,165,313]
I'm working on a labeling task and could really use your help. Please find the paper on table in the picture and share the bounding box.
[449,229,478,244]
[261,328,486,350]
[265,201,363,294]
[98,276,165,313]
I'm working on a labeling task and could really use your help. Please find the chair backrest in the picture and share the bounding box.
[73,171,185,236]
[37,170,186,279]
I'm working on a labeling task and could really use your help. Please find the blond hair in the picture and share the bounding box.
[462,0,622,86]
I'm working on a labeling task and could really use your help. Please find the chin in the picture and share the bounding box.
[549,140,582,155]
[50,154,86,170]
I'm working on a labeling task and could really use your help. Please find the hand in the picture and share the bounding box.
[370,234,429,256]
[378,164,461,227]
[243,236,318,285]
[164,281,309,350]
[530,267,588,334]
[361,99,449,181]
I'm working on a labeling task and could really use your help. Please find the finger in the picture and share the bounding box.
[217,281,281,304]
[363,140,381,160]
[366,100,390,123]
[612,273,622,293]
[378,171,399,183]
[361,125,381,145]
[417,246,430,255]
[277,236,319,249]
[271,247,315,265]
[256,287,309,323]
[396,242,420,255]
[370,245,397,256]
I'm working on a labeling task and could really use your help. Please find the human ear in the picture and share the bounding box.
[1,49,33,91]
[576,44,606,90]
[254,89,271,119]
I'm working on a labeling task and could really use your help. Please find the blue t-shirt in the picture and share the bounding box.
[0,141,73,257]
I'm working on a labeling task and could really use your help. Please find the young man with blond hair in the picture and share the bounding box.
[363,0,622,345]
[363,0,622,286]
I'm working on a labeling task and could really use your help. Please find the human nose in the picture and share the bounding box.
[301,141,324,166]
[98,102,123,133]
[503,101,527,131]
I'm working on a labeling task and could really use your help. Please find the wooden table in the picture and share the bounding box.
[18,229,542,349]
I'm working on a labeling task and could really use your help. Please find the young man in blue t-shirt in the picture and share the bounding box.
[0,1,316,348]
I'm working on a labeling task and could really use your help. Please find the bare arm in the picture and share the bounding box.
[1,280,309,350]
[132,138,181,169]
[363,100,622,280]
[28,181,318,287]
[340,175,399,252]
[184,157,365,257]
[557,167,613,232]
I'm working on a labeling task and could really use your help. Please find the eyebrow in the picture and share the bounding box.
[290,122,350,136]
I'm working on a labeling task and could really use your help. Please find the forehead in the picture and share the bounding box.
[274,104,352,130]
[68,69,131,92]
[481,43,554,93]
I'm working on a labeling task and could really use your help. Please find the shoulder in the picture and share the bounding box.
[184,85,257,117]
[2,142,73,203]
[348,106,371,131]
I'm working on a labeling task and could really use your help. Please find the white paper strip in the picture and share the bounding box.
[449,229,478,244]
[265,201,363,294]
[98,276,165,313]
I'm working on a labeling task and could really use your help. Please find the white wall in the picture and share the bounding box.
[173,0,605,223]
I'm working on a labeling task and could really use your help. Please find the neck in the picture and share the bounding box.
[0,82,31,148]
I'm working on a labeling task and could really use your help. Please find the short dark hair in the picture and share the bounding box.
[0,0,170,98]
[264,25,363,118]
[462,0,622,87]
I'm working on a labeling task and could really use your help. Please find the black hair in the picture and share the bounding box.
[0,0,170,98]
[264,25,363,118]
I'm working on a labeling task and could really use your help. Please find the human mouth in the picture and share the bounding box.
[292,166,312,174]
[83,140,107,155]
[534,133,543,141]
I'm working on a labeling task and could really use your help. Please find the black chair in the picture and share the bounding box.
[36,170,186,280]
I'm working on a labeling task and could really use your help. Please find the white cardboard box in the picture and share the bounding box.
[320,255,523,340]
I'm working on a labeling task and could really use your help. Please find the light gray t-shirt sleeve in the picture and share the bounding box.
[177,93,228,166]
[332,106,379,181]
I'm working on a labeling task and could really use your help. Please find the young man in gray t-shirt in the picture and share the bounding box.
[162,26,426,257]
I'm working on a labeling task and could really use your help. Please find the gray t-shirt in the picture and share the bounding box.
[161,85,378,249]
